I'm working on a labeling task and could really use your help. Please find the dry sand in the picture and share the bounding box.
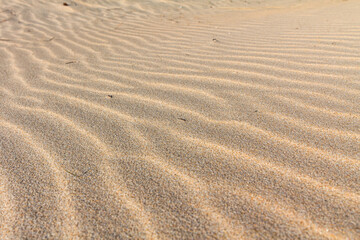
[0,0,359,239]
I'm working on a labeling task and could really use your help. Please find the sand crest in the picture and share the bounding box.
[0,0,359,239]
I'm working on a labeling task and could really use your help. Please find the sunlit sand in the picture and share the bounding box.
[0,0,359,239]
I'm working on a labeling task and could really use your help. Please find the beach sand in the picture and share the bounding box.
[0,0,359,239]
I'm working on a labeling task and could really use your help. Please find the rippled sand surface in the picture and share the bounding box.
[0,0,359,239]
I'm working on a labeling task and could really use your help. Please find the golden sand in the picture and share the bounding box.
[0,0,359,239]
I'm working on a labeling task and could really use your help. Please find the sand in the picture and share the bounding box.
[0,0,359,239]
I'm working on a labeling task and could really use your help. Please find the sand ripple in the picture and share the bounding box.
[0,0,359,239]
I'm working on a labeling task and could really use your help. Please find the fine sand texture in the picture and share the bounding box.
[0,0,359,239]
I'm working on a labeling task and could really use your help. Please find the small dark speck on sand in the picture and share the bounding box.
[64,168,91,177]
[178,118,187,121]
[212,38,218,42]
[254,110,258,112]
[107,95,113,98]
[45,37,54,42]
[63,2,69,6]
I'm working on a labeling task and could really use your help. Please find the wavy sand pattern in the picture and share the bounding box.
[0,0,359,239]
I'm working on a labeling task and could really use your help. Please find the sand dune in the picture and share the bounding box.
[0,0,359,239]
